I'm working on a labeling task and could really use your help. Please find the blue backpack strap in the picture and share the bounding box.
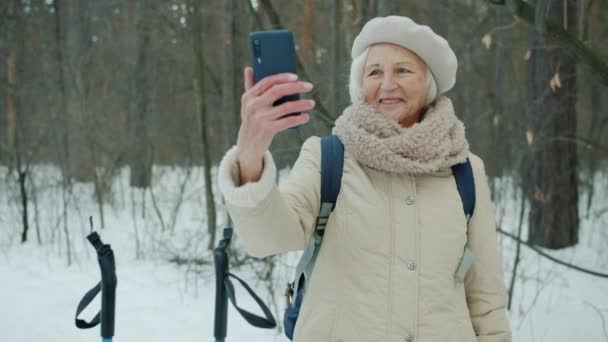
[298,135,344,288]
[451,158,475,222]
[316,135,345,234]
[285,135,344,340]
[451,158,476,283]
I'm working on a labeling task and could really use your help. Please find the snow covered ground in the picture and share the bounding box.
[1,164,608,341]
[494,173,608,342]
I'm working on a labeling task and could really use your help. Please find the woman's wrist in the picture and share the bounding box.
[236,152,264,185]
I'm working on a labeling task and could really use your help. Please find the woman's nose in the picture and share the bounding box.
[380,75,397,90]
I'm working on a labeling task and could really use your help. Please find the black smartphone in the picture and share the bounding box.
[250,30,303,123]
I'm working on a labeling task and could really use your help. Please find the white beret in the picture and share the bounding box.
[351,16,458,94]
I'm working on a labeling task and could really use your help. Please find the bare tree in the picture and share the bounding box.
[5,0,30,244]
[330,0,342,116]
[376,0,397,16]
[221,0,238,154]
[53,0,75,266]
[56,0,95,182]
[358,0,370,30]
[526,0,579,248]
[128,0,153,189]
[5,0,16,173]
[582,0,607,217]
[220,0,240,229]
[189,0,217,250]
[302,0,313,65]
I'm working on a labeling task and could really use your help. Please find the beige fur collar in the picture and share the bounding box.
[332,96,470,175]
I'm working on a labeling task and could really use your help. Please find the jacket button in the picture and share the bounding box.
[404,333,415,342]
[405,195,415,205]
[407,260,417,270]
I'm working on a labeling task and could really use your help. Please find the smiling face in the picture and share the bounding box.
[362,43,429,128]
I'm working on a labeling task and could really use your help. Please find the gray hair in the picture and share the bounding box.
[348,47,438,106]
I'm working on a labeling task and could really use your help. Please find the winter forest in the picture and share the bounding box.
[1,0,608,341]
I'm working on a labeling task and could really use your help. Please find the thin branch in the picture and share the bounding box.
[547,135,608,155]
[169,167,192,234]
[487,0,608,86]
[583,300,608,341]
[486,18,521,35]
[149,186,167,232]
[498,228,608,278]
[507,185,526,310]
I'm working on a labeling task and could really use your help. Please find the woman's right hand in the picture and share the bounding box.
[236,67,315,183]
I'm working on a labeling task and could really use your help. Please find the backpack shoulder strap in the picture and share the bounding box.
[293,135,344,296]
[451,158,476,283]
[451,158,476,222]
[316,135,345,235]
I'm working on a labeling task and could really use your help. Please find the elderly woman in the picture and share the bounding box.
[218,16,511,342]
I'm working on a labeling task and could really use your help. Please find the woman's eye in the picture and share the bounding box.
[369,69,381,76]
[397,67,410,73]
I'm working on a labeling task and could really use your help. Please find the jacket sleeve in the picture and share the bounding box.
[464,154,512,342]
[217,136,321,258]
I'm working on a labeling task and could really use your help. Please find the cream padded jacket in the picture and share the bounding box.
[218,136,511,342]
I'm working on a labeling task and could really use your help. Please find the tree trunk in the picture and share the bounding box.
[487,6,513,179]
[582,0,598,217]
[27,171,42,245]
[129,0,153,188]
[94,172,106,229]
[221,0,237,153]
[53,0,76,252]
[59,0,93,182]
[584,72,603,218]
[6,0,16,171]
[377,0,397,16]
[527,0,579,249]
[190,0,217,250]
[6,0,30,244]
[302,0,313,65]
[221,0,238,229]
[359,0,369,30]
[18,165,29,243]
[331,0,342,116]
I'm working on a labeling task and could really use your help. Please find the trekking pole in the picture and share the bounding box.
[75,217,117,342]
[214,227,277,341]
[213,228,231,342]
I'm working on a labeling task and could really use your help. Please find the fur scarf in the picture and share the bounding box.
[332,96,470,175]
